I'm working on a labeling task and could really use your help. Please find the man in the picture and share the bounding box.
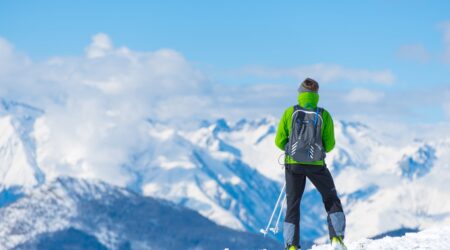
[275,78,347,250]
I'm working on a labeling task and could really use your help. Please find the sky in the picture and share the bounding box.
[1,0,450,125]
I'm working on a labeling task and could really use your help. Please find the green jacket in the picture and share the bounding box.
[275,92,335,166]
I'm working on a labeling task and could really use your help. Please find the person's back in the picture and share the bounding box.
[275,78,347,250]
[275,78,335,165]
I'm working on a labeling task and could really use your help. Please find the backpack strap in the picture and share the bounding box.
[313,108,319,126]
[286,105,305,159]
[315,107,324,137]
[292,105,305,131]
[312,107,324,125]
[318,107,324,115]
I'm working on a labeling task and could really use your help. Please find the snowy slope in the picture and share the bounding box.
[0,176,281,250]
[331,122,450,242]
[0,99,45,207]
[209,118,284,182]
[0,99,44,189]
[311,226,450,250]
[133,119,281,233]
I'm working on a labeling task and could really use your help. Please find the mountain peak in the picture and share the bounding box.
[399,144,436,180]
[50,176,133,200]
[0,98,44,118]
[338,120,370,131]
[213,118,230,132]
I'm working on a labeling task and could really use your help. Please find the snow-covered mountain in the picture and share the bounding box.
[0,176,281,250]
[0,99,45,207]
[1,98,450,248]
[0,99,282,235]
[329,122,450,242]
[125,118,282,233]
[0,99,45,188]
[185,118,450,245]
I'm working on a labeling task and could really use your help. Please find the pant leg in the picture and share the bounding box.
[284,165,306,248]
[305,165,346,239]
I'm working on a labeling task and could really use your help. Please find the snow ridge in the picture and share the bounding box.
[0,98,45,190]
[0,176,281,250]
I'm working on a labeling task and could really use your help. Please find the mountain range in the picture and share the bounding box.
[1,98,449,248]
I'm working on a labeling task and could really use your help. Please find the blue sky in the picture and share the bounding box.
[1,0,450,124]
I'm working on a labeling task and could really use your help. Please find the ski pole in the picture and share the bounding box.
[270,192,286,234]
[260,182,286,236]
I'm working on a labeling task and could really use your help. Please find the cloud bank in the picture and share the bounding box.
[344,88,385,104]
[0,33,214,185]
[0,33,448,186]
[240,64,395,85]
[0,33,300,185]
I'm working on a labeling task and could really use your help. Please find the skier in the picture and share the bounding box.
[275,78,347,250]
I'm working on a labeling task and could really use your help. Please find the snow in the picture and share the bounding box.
[0,117,37,187]
[215,118,285,182]
[0,100,44,189]
[133,120,282,233]
[311,226,450,250]
[0,178,78,249]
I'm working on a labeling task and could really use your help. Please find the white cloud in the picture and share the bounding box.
[0,33,211,186]
[344,88,385,104]
[241,64,395,85]
[0,33,447,186]
[85,33,114,59]
[397,44,431,63]
[0,37,31,76]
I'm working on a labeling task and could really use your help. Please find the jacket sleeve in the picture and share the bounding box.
[275,108,290,151]
[322,110,336,153]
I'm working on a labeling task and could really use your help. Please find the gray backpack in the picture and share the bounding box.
[285,105,326,162]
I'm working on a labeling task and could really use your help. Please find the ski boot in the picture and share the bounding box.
[285,245,299,250]
[331,236,347,250]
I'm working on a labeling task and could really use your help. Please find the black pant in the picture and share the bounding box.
[283,164,345,248]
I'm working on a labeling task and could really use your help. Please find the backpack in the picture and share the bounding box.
[285,105,326,162]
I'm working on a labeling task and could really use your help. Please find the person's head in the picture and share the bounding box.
[297,78,319,109]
